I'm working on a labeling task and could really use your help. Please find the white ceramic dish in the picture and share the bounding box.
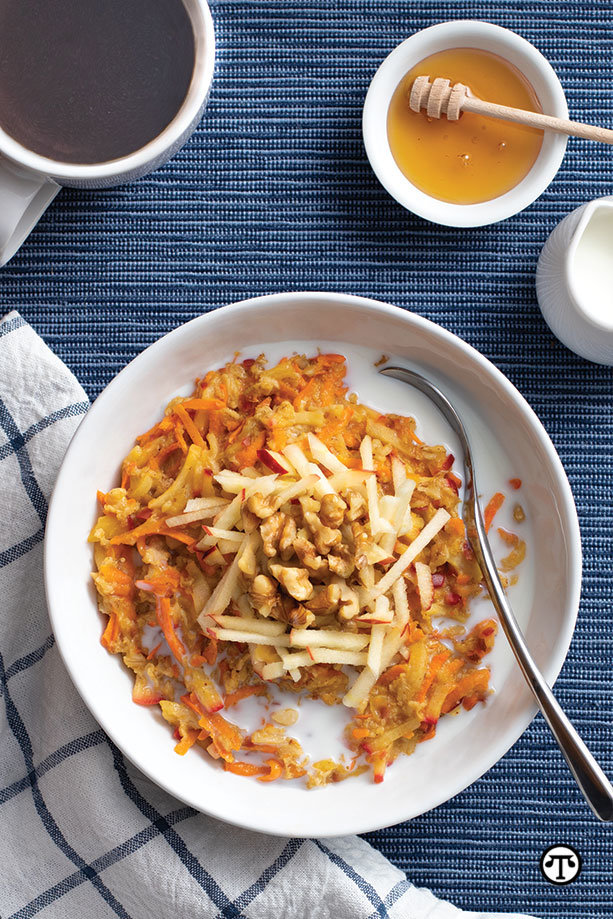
[363,21,568,227]
[44,292,581,837]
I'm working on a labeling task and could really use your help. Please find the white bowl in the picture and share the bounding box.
[363,21,568,227]
[44,292,581,837]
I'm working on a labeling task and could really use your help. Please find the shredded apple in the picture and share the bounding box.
[90,353,519,786]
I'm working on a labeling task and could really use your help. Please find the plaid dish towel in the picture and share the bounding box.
[0,311,536,919]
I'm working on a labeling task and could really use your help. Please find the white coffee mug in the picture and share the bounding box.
[0,0,215,267]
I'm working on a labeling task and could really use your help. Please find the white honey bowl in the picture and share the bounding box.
[363,21,568,227]
[536,197,613,366]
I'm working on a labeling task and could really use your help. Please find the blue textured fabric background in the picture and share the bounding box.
[0,1,611,916]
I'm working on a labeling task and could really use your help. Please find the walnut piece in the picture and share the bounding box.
[336,582,360,620]
[249,574,279,616]
[351,521,371,569]
[327,544,355,578]
[293,535,328,575]
[306,583,341,614]
[278,515,297,560]
[283,603,315,628]
[319,493,346,528]
[260,512,297,559]
[304,511,342,555]
[241,506,260,534]
[298,495,321,516]
[260,512,285,557]
[344,488,367,522]
[247,492,277,519]
[269,564,314,602]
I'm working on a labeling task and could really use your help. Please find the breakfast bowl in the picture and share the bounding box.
[44,292,581,837]
[363,21,568,227]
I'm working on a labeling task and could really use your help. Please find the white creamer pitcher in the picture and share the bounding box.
[536,196,613,366]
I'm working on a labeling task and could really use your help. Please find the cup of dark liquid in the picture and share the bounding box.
[0,0,214,266]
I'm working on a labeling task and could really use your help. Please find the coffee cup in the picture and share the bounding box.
[0,0,215,267]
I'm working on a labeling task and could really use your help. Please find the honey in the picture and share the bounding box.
[387,48,544,205]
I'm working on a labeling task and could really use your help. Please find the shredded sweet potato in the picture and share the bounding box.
[484,491,505,533]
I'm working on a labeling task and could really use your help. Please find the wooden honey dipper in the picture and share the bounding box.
[410,76,613,145]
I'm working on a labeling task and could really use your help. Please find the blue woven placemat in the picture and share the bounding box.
[1,1,611,916]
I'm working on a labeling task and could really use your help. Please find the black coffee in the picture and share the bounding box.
[0,0,195,164]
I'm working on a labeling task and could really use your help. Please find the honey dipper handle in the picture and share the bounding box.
[462,96,613,145]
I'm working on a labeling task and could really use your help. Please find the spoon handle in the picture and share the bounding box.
[380,364,613,819]
[468,501,613,821]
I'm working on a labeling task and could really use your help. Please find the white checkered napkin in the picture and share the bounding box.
[0,311,537,919]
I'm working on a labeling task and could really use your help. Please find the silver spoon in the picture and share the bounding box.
[380,364,613,822]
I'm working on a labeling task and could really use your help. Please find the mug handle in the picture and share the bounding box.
[0,157,60,267]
